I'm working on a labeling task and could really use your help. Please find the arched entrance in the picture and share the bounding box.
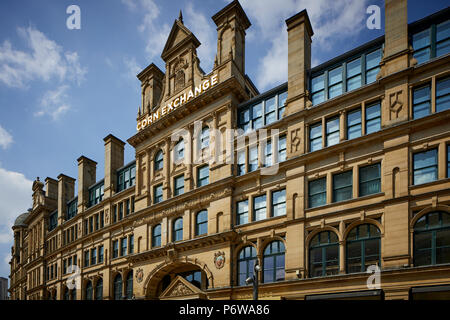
[143,258,213,300]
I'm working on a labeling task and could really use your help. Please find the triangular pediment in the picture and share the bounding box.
[161,19,201,61]
[159,275,206,300]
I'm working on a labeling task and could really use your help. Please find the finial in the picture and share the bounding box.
[178,10,183,23]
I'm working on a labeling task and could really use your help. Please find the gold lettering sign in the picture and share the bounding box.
[137,74,218,131]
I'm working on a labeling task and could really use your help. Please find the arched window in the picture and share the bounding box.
[195,210,208,236]
[173,218,183,242]
[152,224,161,248]
[85,280,93,300]
[126,271,133,300]
[113,274,122,300]
[346,224,381,273]
[237,246,257,286]
[309,231,339,277]
[154,150,163,171]
[201,127,209,149]
[95,278,103,300]
[174,139,184,162]
[414,211,450,266]
[262,241,285,283]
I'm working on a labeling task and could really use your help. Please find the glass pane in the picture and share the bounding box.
[436,247,450,264]
[327,132,339,147]
[328,67,342,85]
[347,75,362,91]
[309,178,326,195]
[311,74,324,92]
[265,111,276,125]
[348,123,362,140]
[414,48,431,65]
[366,49,382,70]
[312,91,325,105]
[347,109,361,127]
[415,232,432,251]
[366,103,380,120]
[412,29,430,50]
[328,83,342,99]
[278,91,287,106]
[326,118,339,134]
[414,166,437,185]
[436,39,450,57]
[366,67,379,84]
[414,149,437,170]
[334,171,352,188]
[360,164,380,182]
[347,58,361,78]
[436,20,450,42]
[414,85,431,104]
[310,123,322,139]
[326,245,339,262]
[265,97,276,113]
[415,248,432,266]
[436,77,450,112]
[436,229,450,247]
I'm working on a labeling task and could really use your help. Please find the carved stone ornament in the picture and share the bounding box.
[135,268,144,283]
[214,251,225,269]
[389,90,403,119]
[170,282,194,297]
[290,128,301,153]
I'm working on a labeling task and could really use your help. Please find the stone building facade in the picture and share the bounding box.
[9,0,450,300]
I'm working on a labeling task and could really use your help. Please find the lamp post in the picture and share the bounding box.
[245,263,261,300]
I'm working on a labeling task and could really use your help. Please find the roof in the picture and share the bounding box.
[13,211,30,228]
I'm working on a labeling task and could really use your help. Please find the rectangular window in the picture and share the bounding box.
[174,175,184,196]
[249,145,258,172]
[112,240,119,259]
[100,211,104,228]
[413,28,431,64]
[91,248,97,265]
[253,195,267,221]
[265,97,276,125]
[129,235,134,255]
[365,49,381,84]
[308,178,326,208]
[436,77,450,113]
[236,200,249,225]
[271,189,286,217]
[121,238,127,257]
[154,184,163,204]
[239,108,250,132]
[365,101,381,134]
[48,211,58,232]
[98,246,104,263]
[237,150,246,176]
[67,198,77,220]
[126,199,130,216]
[448,145,450,178]
[131,196,135,213]
[113,205,117,223]
[264,140,272,167]
[346,57,362,91]
[95,214,99,231]
[252,102,263,130]
[84,219,88,235]
[311,74,325,105]
[197,165,209,187]
[347,108,362,140]
[413,84,431,119]
[84,250,89,267]
[328,66,343,99]
[88,183,104,207]
[333,171,353,202]
[326,117,340,147]
[278,91,287,119]
[119,202,123,220]
[63,259,67,274]
[359,163,381,196]
[309,122,322,152]
[89,216,93,234]
[413,148,438,185]
[436,20,450,57]
[278,135,286,162]
[117,164,136,192]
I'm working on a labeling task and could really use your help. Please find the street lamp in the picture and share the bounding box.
[245,263,261,300]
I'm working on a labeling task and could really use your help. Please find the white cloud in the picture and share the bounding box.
[0,166,32,246]
[0,125,13,149]
[35,85,71,121]
[237,0,370,90]
[0,26,86,88]
[123,56,142,80]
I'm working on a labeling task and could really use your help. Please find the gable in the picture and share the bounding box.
[159,275,206,300]
[161,19,201,61]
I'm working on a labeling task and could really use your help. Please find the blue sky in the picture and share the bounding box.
[0,0,447,281]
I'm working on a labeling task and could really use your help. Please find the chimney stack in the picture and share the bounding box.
[57,174,75,223]
[77,156,97,211]
[103,134,125,198]
[285,9,313,115]
[45,177,58,200]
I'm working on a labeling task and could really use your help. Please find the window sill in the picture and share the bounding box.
[409,177,450,190]
[305,192,385,212]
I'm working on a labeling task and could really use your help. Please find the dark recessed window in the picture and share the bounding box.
[347,108,362,140]
[154,184,163,204]
[152,224,161,248]
[308,178,326,208]
[236,200,249,225]
[197,165,209,187]
[365,101,381,134]
[174,175,184,196]
[333,171,353,202]
[413,148,438,185]
[173,218,183,242]
[309,231,339,277]
[237,246,257,286]
[326,117,340,147]
[359,163,381,196]
[195,210,208,236]
[154,150,163,171]
[436,76,450,113]
[309,122,322,152]
[271,189,286,217]
[253,194,267,221]
[262,241,285,283]
[117,163,136,192]
[413,84,431,119]
[346,224,381,273]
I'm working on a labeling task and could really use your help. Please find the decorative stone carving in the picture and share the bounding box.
[290,128,301,153]
[135,268,144,283]
[389,90,403,119]
[214,251,225,269]
[170,282,194,297]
